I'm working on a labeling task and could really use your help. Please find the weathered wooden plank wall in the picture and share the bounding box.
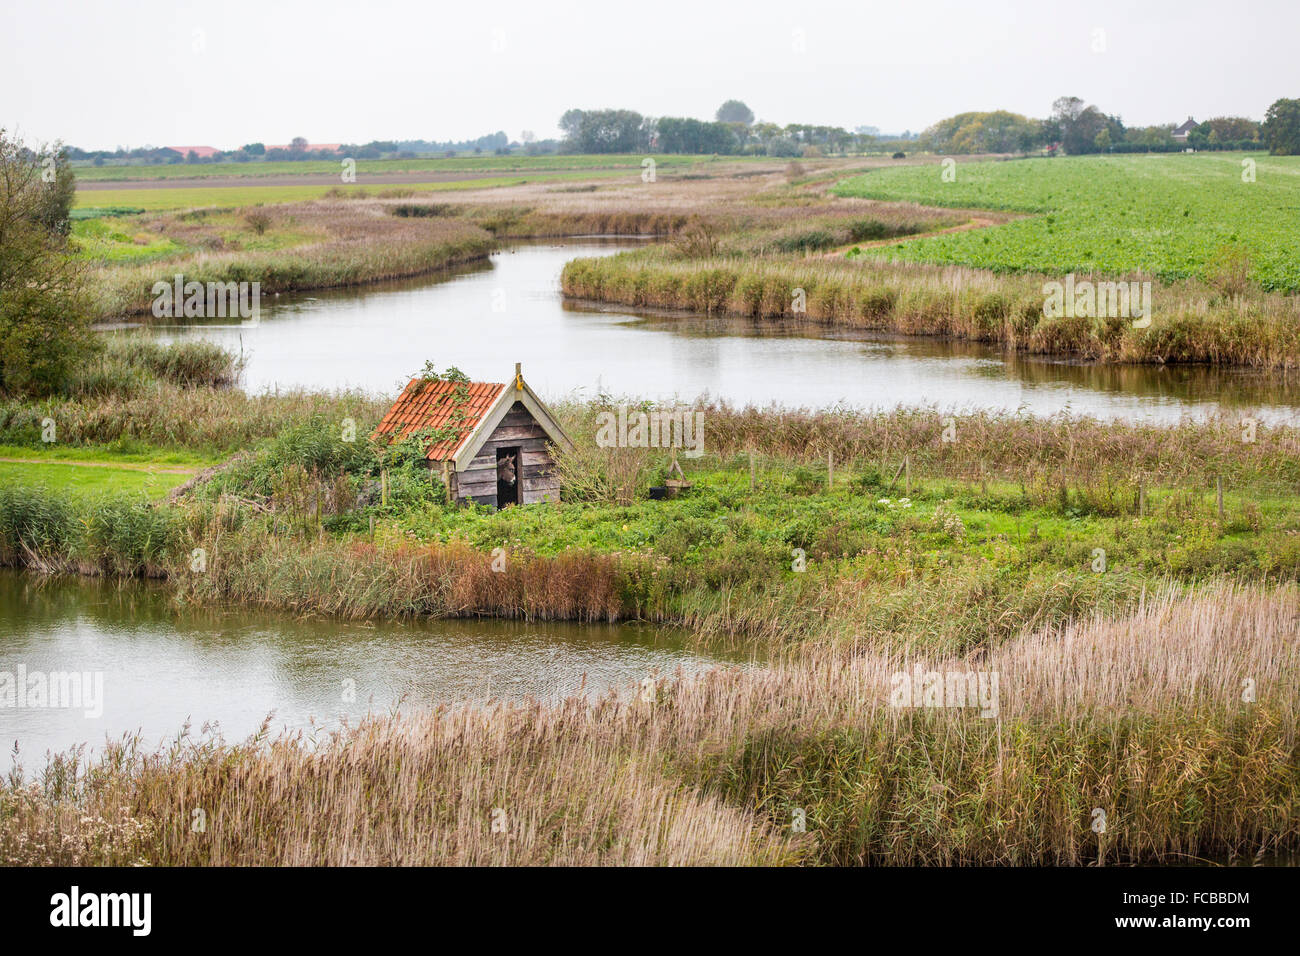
[443,402,560,508]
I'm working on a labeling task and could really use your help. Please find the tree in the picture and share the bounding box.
[1262,98,1300,155]
[0,130,94,396]
[1205,116,1260,144]
[715,100,754,126]
[1050,96,1109,154]
[28,144,75,237]
[290,136,309,151]
[918,111,1044,154]
[242,142,266,155]
[656,117,740,154]
[556,109,649,153]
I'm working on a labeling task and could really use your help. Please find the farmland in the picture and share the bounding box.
[833,153,1300,292]
[73,169,638,212]
[71,153,719,182]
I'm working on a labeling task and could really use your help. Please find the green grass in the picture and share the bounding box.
[0,442,213,467]
[75,170,640,211]
[0,463,192,498]
[0,440,214,500]
[71,217,183,263]
[71,154,720,182]
[832,153,1300,292]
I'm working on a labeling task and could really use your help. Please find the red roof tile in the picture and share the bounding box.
[371,378,505,461]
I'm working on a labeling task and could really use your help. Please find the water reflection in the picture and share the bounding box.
[121,239,1300,423]
[0,571,743,762]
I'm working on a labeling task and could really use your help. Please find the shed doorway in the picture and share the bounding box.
[496,447,520,506]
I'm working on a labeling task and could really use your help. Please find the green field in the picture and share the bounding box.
[0,443,212,498]
[72,169,644,211]
[71,154,719,182]
[833,153,1300,292]
[0,462,190,497]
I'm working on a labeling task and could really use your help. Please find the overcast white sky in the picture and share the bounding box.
[2,0,1292,150]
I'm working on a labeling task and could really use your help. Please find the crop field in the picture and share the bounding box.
[71,153,720,182]
[832,153,1300,292]
[72,169,640,212]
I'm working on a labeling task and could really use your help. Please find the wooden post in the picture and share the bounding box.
[1138,482,1145,517]
[369,514,375,540]
[905,455,911,496]
[827,450,834,492]
[381,468,388,508]
[749,450,755,491]
[980,459,987,494]
[1216,475,1224,519]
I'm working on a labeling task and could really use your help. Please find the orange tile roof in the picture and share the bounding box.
[372,378,505,460]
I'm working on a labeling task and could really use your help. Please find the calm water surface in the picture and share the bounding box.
[136,239,1300,423]
[0,572,747,764]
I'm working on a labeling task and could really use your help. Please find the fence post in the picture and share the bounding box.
[827,450,834,492]
[1216,475,1224,519]
[905,455,911,497]
[749,450,755,491]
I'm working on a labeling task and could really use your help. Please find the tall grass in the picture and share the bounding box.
[91,202,496,317]
[67,336,244,398]
[0,383,386,454]
[3,582,1294,866]
[561,252,1300,367]
[0,484,175,576]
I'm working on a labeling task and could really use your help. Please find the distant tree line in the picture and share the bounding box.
[557,102,912,156]
[919,96,1298,156]
[64,131,529,165]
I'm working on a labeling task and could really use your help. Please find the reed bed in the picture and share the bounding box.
[67,336,244,398]
[3,582,1294,866]
[561,252,1300,367]
[553,399,1300,487]
[90,201,496,317]
[0,384,386,453]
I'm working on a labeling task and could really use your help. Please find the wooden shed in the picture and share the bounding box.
[372,364,573,508]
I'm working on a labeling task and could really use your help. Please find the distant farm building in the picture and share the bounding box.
[372,365,572,508]
[1172,118,1198,142]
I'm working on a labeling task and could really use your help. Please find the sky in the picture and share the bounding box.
[2,0,1293,151]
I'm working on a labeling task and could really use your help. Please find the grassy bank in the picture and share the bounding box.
[561,250,1300,366]
[4,582,1294,865]
[79,200,496,317]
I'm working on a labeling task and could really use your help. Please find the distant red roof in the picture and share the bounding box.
[372,379,505,461]
[166,145,221,158]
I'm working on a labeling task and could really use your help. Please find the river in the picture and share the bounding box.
[0,571,743,765]
[137,239,1300,422]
